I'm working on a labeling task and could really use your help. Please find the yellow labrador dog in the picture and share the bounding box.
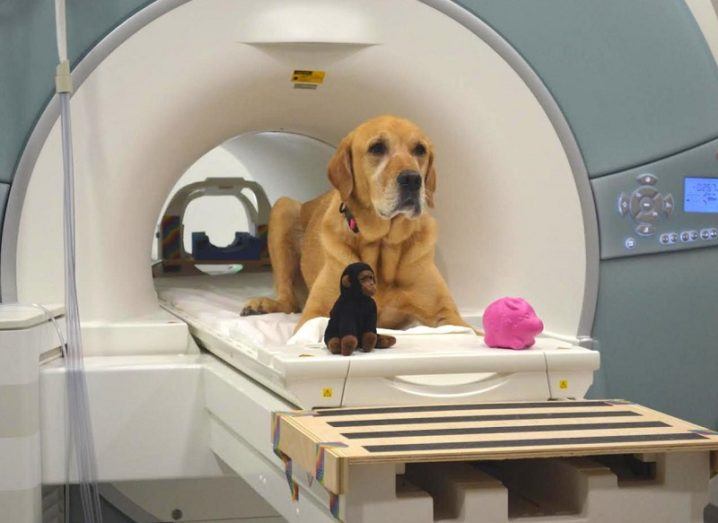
[242,115,469,331]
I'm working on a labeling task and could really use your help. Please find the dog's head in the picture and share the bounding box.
[328,115,436,219]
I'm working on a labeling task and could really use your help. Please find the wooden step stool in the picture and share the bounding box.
[272,400,718,522]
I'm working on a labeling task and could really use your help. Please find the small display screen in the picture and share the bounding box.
[684,177,718,213]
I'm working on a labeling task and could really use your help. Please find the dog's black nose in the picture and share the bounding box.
[397,171,422,191]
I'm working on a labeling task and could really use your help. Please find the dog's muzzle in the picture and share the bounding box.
[396,170,422,214]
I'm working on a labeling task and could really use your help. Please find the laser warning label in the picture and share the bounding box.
[292,70,325,89]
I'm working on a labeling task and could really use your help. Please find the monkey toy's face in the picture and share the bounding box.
[358,269,376,297]
[342,268,377,297]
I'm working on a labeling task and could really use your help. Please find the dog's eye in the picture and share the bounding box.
[412,143,427,157]
[368,141,387,155]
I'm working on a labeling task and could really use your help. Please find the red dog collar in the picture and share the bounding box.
[339,202,359,234]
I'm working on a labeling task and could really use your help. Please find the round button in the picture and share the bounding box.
[625,237,637,250]
[680,231,691,242]
[636,187,658,198]
[701,229,711,240]
[659,233,671,245]
[636,210,659,223]
[662,194,675,216]
[630,187,658,217]
[635,223,655,237]
[637,173,657,186]
[710,228,718,240]
[669,232,679,243]
[617,193,630,216]
[690,230,700,241]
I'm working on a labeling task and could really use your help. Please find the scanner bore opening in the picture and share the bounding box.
[152,130,333,281]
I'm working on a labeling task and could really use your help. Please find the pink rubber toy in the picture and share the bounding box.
[482,297,544,350]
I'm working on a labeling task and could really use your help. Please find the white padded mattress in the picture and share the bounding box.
[155,272,475,350]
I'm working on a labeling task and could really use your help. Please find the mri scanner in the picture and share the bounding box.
[3,0,718,521]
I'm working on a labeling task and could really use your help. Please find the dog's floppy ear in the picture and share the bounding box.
[425,150,437,208]
[328,133,354,201]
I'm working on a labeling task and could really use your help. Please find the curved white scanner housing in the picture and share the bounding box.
[11,0,598,409]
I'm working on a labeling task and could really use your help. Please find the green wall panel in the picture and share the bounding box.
[457,0,718,177]
[0,0,153,184]
[590,248,718,429]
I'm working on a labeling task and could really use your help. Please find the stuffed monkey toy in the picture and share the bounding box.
[324,262,397,356]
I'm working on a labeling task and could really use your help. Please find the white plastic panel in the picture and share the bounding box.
[235,0,381,45]
[16,0,587,355]
[40,355,223,483]
[687,0,718,65]
[0,304,62,331]
[220,132,333,204]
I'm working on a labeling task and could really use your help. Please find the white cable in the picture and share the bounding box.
[31,304,67,356]
[53,0,68,63]
[53,1,103,521]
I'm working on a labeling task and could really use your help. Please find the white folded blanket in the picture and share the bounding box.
[159,287,475,349]
[287,317,475,347]
[158,287,301,345]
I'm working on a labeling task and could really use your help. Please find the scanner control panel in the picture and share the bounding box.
[592,139,718,259]
[617,174,674,238]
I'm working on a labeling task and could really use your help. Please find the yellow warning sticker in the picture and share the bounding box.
[322,387,333,398]
[292,70,326,85]
[559,380,569,390]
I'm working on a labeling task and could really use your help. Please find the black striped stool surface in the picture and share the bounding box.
[272,400,718,495]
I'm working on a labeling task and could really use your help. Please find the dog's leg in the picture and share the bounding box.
[390,267,479,332]
[420,296,480,333]
[405,297,473,330]
[294,266,339,331]
[416,293,473,330]
[242,197,302,316]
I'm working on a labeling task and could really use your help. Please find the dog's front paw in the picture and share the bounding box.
[241,297,294,316]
